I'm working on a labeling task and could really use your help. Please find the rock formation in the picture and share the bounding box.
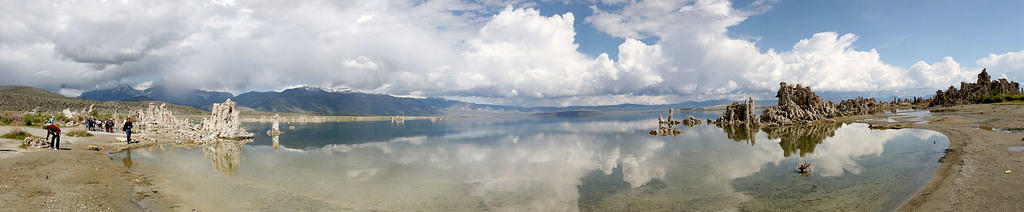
[202,99,254,139]
[681,115,703,126]
[137,103,192,131]
[759,82,842,125]
[930,69,1022,107]
[22,137,49,148]
[838,97,890,116]
[390,116,405,124]
[133,99,255,143]
[267,114,284,136]
[716,97,759,126]
[650,108,684,136]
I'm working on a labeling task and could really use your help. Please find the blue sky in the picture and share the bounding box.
[729,0,1024,67]
[3,0,1024,106]
[534,0,1024,67]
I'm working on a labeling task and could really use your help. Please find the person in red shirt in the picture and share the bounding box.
[44,124,61,150]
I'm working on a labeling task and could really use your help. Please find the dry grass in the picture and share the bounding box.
[1,127,32,140]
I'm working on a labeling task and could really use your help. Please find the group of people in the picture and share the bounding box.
[40,116,136,151]
[85,117,115,133]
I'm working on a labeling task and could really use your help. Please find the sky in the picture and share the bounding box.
[2,0,1024,107]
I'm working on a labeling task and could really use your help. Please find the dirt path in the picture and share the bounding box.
[859,103,1024,211]
[0,126,174,211]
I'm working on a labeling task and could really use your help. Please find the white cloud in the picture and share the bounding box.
[587,0,973,97]
[977,50,1024,81]
[0,0,1017,106]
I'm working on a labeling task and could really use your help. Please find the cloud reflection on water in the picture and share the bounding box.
[143,115,945,211]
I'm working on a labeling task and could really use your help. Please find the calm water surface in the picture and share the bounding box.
[115,112,948,211]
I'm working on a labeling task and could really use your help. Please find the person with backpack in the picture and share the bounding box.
[44,124,61,150]
[122,117,134,144]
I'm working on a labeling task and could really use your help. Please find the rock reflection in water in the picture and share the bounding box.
[272,135,280,152]
[721,124,758,145]
[201,141,248,176]
[719,122,843,157]
[763,123,842,157]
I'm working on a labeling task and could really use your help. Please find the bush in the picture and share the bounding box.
[66,129,93,137]
[22,114,49,126]
[0,112,19,125]
[1,127,32,140]
[978,93,1024,103]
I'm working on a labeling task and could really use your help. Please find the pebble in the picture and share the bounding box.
[1006,170,1012,174]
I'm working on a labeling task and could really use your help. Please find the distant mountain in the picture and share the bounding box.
[141,86,232,110]
[79,85,232,110]
[78,85,734,115]
[233,87,441,115]
[78,84,143,102]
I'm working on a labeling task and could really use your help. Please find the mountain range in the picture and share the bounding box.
[79,84,233,110]
[78,85,731,115]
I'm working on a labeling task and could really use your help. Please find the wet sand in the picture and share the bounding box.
[842,103,1024,211]
[0,126,174,211]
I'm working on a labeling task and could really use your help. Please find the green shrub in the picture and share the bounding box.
[22,114,49,126]
[1,127,31,140]
[979,93,1024,103]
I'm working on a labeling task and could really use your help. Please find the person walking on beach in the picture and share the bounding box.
[44,124,61,150]
[122,117,134,144]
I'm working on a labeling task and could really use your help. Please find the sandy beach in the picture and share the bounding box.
[0,126,174,211]
[887,103,1024,211]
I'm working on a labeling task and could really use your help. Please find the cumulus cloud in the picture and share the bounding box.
[587,0,976,98]
[977,50,1024,81]
[0,0,1015,106]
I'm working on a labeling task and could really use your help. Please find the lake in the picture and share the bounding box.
[114,112,948,211]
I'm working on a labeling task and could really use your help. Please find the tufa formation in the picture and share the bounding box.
[930,69,1022,107]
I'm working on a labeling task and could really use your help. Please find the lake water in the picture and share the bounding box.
[114,112,948,211]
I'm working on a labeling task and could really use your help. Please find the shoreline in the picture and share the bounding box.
[3,103,1023,210]
[844,103,1024,211]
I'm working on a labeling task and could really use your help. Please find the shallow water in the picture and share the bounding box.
[115,112,948,211]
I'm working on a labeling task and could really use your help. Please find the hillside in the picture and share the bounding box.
[79,85,232,110]
[0,85,206,115]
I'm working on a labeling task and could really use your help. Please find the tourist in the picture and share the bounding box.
[106,119,114,133]
[87,118,94,131]
[122,117,134,144]
[44,123,61,150]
